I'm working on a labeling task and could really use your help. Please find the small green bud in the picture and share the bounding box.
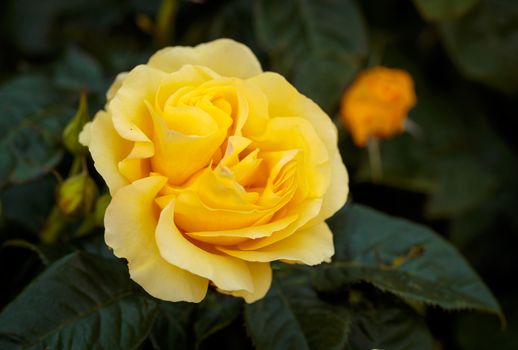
[57,173,98,217]
[63,92,89,155]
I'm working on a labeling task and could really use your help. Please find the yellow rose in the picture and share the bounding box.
[80,39,348,303]
[340,67,416,146]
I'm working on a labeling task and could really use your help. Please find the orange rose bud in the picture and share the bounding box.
[340,67,416,146]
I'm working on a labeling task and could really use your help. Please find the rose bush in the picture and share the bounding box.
[340,67,416,146]
[80,39,348,303]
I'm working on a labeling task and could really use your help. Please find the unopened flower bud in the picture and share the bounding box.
[340,67,417,147]
[57,173,98,217]
[63,92,89,155]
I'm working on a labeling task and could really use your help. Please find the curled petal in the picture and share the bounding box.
[185,214,298,246]
[304,151,349,228]
[109,64,167,150]
[80,111,130,194]
[237,199,322,251]
[252,117,330,198]
[218,222,335,266]
[173,190,278,232]
[148,103,229,184]
[249,72,338,154]
[105,176,208,302]
[156,200,256,293]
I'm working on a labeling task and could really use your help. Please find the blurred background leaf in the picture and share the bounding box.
[0,75,72,187]
[439,0,518,94]
[254,0,368,113]
[413,0,480,21]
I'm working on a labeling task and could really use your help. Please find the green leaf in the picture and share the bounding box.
[2,0,86,54]
[245,267,352,350]
[315,204,502,316]
[0,252,158,349]
[2,0,128,55]
[425,155,499,217]
[149,294,244,350]
[453,295,518,350]
[254,0,368,112]
[149,301,195,350]
[208,0,257,46]
[194,292,242,349]
[71,232,116,261]
[0,175,56,232]
[0,76,73,187]
[347,291,434,350]
[0,46,104,188]
[355,132,437,195]
[53,46,104,94]
[439,0,518,94]
[413,0,480,21]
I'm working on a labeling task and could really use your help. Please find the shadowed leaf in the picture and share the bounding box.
[254,0,368,112]
[315,204,502,317]
[0,252,157,349]
[245,267,351,350]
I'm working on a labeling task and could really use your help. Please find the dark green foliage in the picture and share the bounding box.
[0,252,158,349]
[315,204,501,315]
[194,292,243,349]
[0,76,72,187]
[347,290,434,350]
[245,267,351,350]
[254,0,368,113]
[148,301,195,350]
[440,0,518,94]
[0,0,516,349]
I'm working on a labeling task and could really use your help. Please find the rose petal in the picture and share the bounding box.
[109,64,167,147]
[249,72,338,157]
[237,198,322,250]
[218,222,335,265]
[251,117,330,198]
[148,38,262,79]
[82,111,130,194]
[220,262,272,303]
[156,200,256,293]
[186,213,298,246]
[105,176,208,302]
[172,190,276,232]
[107,72,128,101]
[169,162,296,232]
[148,102,229,184]
[249,72,348,225]
[118,157,150,183]
[304,151,349,228]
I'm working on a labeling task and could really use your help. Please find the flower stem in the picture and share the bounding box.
[367,138,383,183]
[156,0,178,46]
